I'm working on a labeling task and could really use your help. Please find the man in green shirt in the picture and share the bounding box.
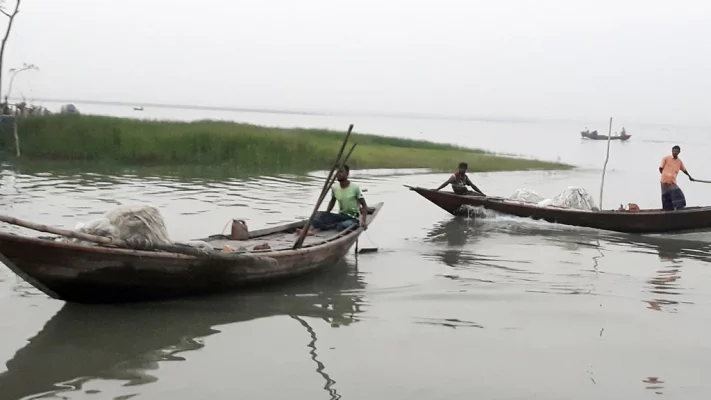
[297,164,369,236]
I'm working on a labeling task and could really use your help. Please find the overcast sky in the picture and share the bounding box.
[3,0,710,125]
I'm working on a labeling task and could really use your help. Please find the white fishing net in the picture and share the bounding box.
[509,186,599,211]
[544,186,598,211]
[67,204,173,249]
[509,188,545,204]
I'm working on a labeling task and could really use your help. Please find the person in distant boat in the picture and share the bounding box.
[296,164,368,236]
[434,162,485,196]
[660,145,694,211]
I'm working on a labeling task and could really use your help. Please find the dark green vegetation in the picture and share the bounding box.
[0,115,572,173]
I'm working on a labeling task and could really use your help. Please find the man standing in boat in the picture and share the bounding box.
[434,162,486,196]
[297,164,368,236]
[660,145,694,210]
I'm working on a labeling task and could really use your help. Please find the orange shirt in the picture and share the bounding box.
[660,155,686,184]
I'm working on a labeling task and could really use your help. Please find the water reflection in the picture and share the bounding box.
[0,260,364,400]
[428,214,711,265]
[423,216,711,309]
[601,233,711,263]
[423,218,484,268]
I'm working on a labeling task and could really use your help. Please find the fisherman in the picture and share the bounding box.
[660,145,694,210]
[296,164,368,236]
[434,162,486,196]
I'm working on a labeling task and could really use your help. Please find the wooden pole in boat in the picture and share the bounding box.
[599,117,613,208]
[0,214,273,262]
[292,124,355,250]
[293,142,357,250]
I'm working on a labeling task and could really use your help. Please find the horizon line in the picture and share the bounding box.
[9,96,711,129]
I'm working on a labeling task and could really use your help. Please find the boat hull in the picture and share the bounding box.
[408,187,711,234]
[581,132,631,141]
[0,203,383,303]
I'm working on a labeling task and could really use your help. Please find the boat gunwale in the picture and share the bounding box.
[407,186,711,216]
[0,202,384,260]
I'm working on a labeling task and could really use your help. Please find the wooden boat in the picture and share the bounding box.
[0,202,383,303]
[580,130,632,141]
[407,186,711,234]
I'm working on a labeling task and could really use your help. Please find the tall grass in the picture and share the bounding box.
[0,115,572,173]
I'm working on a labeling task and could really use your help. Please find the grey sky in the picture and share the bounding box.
[4,0,711,125]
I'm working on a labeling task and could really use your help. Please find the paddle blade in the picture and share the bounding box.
[358,248,378,254]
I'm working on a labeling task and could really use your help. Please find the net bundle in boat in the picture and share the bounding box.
[509,186,599,211]
[509,188,545,204]
[547,187,598,211]
[105,204,173,249]
[69,204,173,249]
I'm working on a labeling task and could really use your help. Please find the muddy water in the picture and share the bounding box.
[1,163,711,399]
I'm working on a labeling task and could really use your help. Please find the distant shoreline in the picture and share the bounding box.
[9,97,542,124]
[12,98,711,129]
[0,115,573,174]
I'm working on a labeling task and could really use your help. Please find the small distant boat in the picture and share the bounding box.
[580,129,631,141]
[133,106,144,111]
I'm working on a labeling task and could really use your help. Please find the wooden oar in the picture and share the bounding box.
[403,184,495,198]
[293,124,356,250]
[0,214,275,263]
[692,179,711,184]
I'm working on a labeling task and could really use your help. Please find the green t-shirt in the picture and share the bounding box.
[332,183,364,219]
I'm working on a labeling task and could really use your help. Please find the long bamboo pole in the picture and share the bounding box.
[316,124,353,203]
[293,142,357,250]
[599,117,613,208]
[291,125,354,249]
[0,214,273,263]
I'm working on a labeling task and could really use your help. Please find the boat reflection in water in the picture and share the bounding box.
[0,259,365,400]
[423,216,711,301]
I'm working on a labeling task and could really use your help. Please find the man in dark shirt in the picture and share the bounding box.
[434,162,485,196]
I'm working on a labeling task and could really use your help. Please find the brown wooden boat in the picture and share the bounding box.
[0,202,383,304]
[581,130,632,141]
[407,186,711,234]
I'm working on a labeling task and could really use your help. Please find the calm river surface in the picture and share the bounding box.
[1,109,711,399]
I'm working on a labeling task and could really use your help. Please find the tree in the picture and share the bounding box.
[0,0,21,100]
[5,62,38,102]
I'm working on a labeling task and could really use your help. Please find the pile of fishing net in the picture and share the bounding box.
[65,204,213,250]
[509,186,599,211]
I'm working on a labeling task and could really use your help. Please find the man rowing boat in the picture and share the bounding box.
[296,164,368,236]
[660,145,694,211]
[434,162,485,196]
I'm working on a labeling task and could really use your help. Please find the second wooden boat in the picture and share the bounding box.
[407,186,711,234]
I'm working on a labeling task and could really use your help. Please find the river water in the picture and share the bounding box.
[1,107,711,399]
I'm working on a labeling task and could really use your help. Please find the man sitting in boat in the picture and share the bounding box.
[434,162,486,196]
[297,164,368,236]
[660,145,694,210]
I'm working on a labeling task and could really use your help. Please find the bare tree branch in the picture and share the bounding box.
[0,10,10,18]
[0,0,22,100]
